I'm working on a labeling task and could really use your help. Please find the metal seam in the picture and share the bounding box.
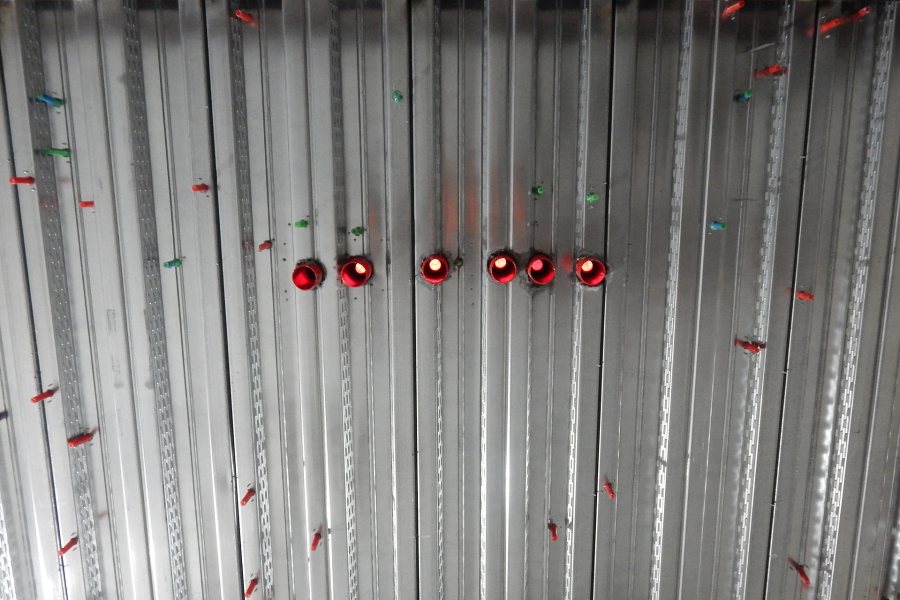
[818,5,896,598]
[120,2,187,596]
[563,2,592,598]
[17,1,102,595]
[886,480,900,597]
[327,1,359,597]
[432,3,445,597]
[226,3,275,596]
[435,291,445,600]
[731,2,794,597]
[649,0,693,597]
[478,4,489,600]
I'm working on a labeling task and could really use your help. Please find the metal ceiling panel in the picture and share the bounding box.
[1,1,900,599]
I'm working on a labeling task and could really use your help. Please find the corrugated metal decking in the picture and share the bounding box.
[1,1,900,598]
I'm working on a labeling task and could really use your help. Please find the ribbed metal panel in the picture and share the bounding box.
[1,2,900,599]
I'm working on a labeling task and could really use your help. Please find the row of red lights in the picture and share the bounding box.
[292,253,607,291]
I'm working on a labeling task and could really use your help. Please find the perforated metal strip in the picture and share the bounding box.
[226,4,275,596]
[328,1,359,597]
[885,486,900,598]
[649,1,693,597]
[817,5,896,598]
[731,2,794,597]
[16,1,102,595]
[121,3,187,596]
[0,492,15,600]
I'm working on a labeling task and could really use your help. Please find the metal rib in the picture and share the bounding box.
[817,5,896,598]
[731,2,794,598]
[17,1,102,595]
[226,2,275,595]
[121,2,187,596]
[649,1,693,597]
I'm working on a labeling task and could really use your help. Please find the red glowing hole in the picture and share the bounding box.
[421,253,450,285]
[292,260,324,291]
[487,252,517,284]
[340,256,374,288]
[574,257,607,287]
[526,253,556,285]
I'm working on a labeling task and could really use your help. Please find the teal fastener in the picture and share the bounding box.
[35,94,65,107]
[391,90,403,103]
[709,221,726,231]
[734,89,752,103]
[37,147,71,158]
[163,258,183,269]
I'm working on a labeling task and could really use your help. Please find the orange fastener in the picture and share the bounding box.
[67,432,94,448]
[58,535,78,556]
[720,0,745,21]
[788,558,811,589]
[548,521,558,542]
[240,488,256,506]
[754,64,787,79]
[244,577,258,597]
[602,478,616,500]
[310,530,322,552]
[9,176,35,185]
[735,339,766,354]
[79,201,95,209]
[31,387,57,403]
[233,9,254,24]
[191,183,209,193]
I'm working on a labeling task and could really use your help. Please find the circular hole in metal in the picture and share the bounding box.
[487,252,517,284]
[340,256,374,287]
[292,260,325,291]
[526,253,556,285]
[421,253,450,285]
[574,256,607,287]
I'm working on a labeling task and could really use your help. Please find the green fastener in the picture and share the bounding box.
[350,226,365,236]
[391,90,403,103]
[36,94,65,107]
[531,185,545,196]
[586,192,599,204]
[163,258,183,269]
[734,89,752,103]
[37,147,71,158]
[294,219,309,228]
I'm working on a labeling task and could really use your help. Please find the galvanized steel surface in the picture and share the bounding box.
[0,1,899,599]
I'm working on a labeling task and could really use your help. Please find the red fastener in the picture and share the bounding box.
[339,256,374,288]
[819,15,850,35]
[244,577,258,597]
[602,478,616,501]
[310,530,322,552]
[79,201,95,209]
[735,339,766,354]
[849,6,871,22]
[9,176,35,185]
[487,252,517,284]
[58,535,78,556]
[258,240,273,252]
[67,432,94,448]
[720,0,745,21]
[788,558,810,589]
[754,64,788,79]
[795,290,815,302]
[421,254,450,285]
[526,253,556,285]
[292,260,325,291]
[574,256,607,287]
[191,183,209,193]
[233,9,254,24]
[240,488,256,506]
[547,521,558,542]
[31,387,57,403]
